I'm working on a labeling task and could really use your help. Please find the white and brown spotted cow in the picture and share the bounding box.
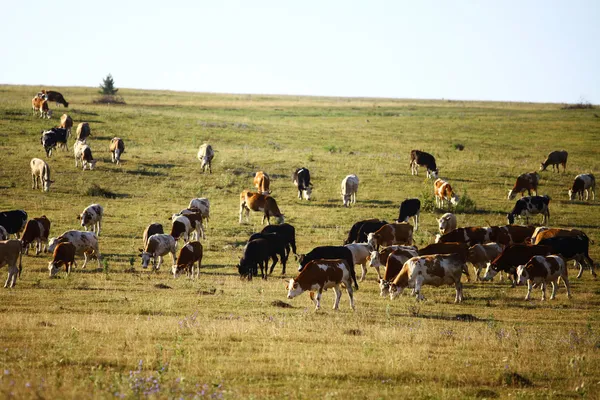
[253,171,271,195]
[139,234,177,270]
[371,247,419,296]
[341,174,359,207]
[78,204,103,235]
[239,190,284,225]
[172,241,203,278]
[20,216,51,255]
[367,223,413,250]
[517,255,571,301]
[0,240,23,288]
[48,230,101,269]
[32,96,52,119]
[59,114,73,138]
[30,158,54,192]
[109,138,125,165]
[76,122,91,142]
[434,178,459,209]
[48,242,77,277]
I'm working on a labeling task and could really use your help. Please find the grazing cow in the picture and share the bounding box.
[0,240,23,288]
[239,190,284,225]
[410,150,438,179]
[78,204,103,235]
[368,245,419,279]
[142,223,164,247]
[261,223,297,257]
[540,150,568,173]
[508,172,540,200]
[389,254,465,303]
[436,227,491,246]
[292,168,312,200]
[298,245,358,290]
[253,171,271,195]
[438,213,457,235]
[532,227,585,245]
[32,96,52,119]
[109,138,125,165]
[48,242,77,277]
[371,247,419,295]
[568,174,595,201]
[0,210,28,239]
[0,226,8,240]
[20,216,51,255]
[344,243,374,282]
[517,255,571,301]
[41,90,69,107]
[286,259,355,311]
[237,238,272,280]
[247,232,288,275]
[172,241,203,278]
[74,140,97,170]
[30,158,54,192]
[197,143,214,173]
[48,230,101,269]
[482,244,551,283]
[507,195,550,225]
[343,219,387,245]
[344,219,377,245]
[538,235,596,278]
[341,174,359,207]
[40,128,68,156]
[488,225,536,246]
[138,234,177,270]
[397,198,420,230]
[467,243,504,281]
[367,223,414,250]
[76,122,91,142]
[188,198,210,223]
[170,213,205,242]
[59,114,73,137]
[434,178,459,208]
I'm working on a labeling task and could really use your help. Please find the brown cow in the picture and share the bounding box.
[434,179,459,208]
[467,243,504,281]
[172,241,203,278]
[59,114,73,138]
[76,122,91,141]
[435,227,491,247]
[531,227,585,245]
[48,242,77,277]
[374,248,420,296]
[239,190,284,225]
[368,245,418,281]
[41,90,69,107]
[143,223,164,247]
[20,216,51,255]
[508,172,540,200]
[488,225,536,246]
[540,150,568,173]
[0,240,23,288]
[483,244,551,283]
[109,138,125,165]
[32,96,52,119]
[253,171,271,195]
[367,223,413,250]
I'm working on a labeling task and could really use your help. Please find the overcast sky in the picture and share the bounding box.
[2,1,598,103]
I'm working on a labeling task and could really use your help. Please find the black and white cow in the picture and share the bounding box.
[292,168,312,200]
[396,198,421,231]
[0,210,28,239]
[40,128,68,157]
[538,235,596,278]
[410,150,438,179]
[507,195,550,225]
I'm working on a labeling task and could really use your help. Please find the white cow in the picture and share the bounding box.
[74,140,97,170]
[139,234,177,270]
[78,204,103,235]
[48,230,101,269]
[344,243,374,282]
[197,143,214,173]
[30,158,54,192]
[341,174,359,207]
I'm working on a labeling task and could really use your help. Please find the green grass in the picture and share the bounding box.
[0,85,599,399]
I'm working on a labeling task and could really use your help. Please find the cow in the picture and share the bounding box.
[48,230,101,269]
[568,174,595,201]
[286,259,355,311]
[76,122,91,142]
[297,245,358,290]
[396,198,420,231]
[109,138,125,165]
[239,190,284,225]
[434,178,459,209]
[367,223,414,250]
[438,213,457,235]
[138,234,177,270]
[0,240,23,288]
[410,150,438,179]
[30,158,54,192]
[389,254,465,303]
[292,168,312,200]
[341,174,359,207]
[20,216,51,255]
[247,232,289,275]
[344,243,375,282]
[488,225,536,246]
[41,90,69,107]
[32,96,52,119]
[40,128,68,156]
[172,241,203,278]
[508,172,540,200]
[467,243,504,281]
[0,226,8,240]
[237,238,272,280]
[343,219,387,245]
[370,247,419,295]
[538,235,596,278]
[74,140,97,170]
[507,195,550,225]
[540,150,568,173]
[59,114,73,138]
[197,143,214,173]
[0,210,28,239]
[532,227,585,245]
[78,204,103,235]
[517,255,571,301]
[253,171,271,195]
[261,223,297,257]
[418,242,470,261]
[143,223,164,247]
[368,245,419,280]
[436,227,492,246]
[188,198,210,223]
[48,242,77,277]
[482,244,551,283]
[170,213,205,242]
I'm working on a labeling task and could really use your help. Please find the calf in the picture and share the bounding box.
[253,171,271,195]
[261,223,297,257]
[483,244,551,283]
[138,234,177,270]
[507,195,550,225]
[41,90,69,107]
[247,232,288,275]
[76,122,91,141]
[389,254,465,303]
[237,238,272,280]
[74,140,97,170]
[78,204,103,235]
[368,245,419,281]
[467,243,504,281]
[197,143,214,173]
[292,167,312,200]
[298,245,358,290]
[170,213,205,242]
[341,174,359,207]
[239,190,284,225]
[372,247,419,296]
[30,158,54,192]
[508,172,540,200]
[59,114,73,137]
[48,242,76,277]
[397,198,420,230]
[434,178,459,209]
[286,259,355,311]
[48,230,101,269]
[517,255,571,301]
[172,241,203,278]
[438,213,457,235]
[367,223,414,250]
[0,210,28,239]
[109,138,125,165]
[540,150,568,173]
[344,243,374,282]
[188,198,210,223]
[40,128,68,156]
[20,216,51,255]
[538,235,596,278]
[410,150,438,179]
[0,240,23,288]
[142,223,164,247]
[32,96,52,119]
[568,174,595,201]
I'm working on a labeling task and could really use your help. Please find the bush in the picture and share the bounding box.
[85,184,118,199]
[454,190,477,213]
[419,189,436,213]
[93,95,126,105]
[561,98,594,110]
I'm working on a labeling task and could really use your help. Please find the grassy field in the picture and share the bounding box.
[0,84,599,399]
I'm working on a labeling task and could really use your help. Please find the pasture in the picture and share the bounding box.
[0,84,599,399]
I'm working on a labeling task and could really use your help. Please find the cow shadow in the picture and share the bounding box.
[125,169,166,177]
[141,163,175,169]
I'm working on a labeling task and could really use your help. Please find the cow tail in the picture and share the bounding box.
[18,251,23,277]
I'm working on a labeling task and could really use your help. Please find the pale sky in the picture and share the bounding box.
[2,1,598,103]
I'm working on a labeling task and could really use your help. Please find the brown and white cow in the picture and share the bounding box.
[367,223,413,250]
[434,178,459,209]
[78,204,103,235]
[286,259,355,311]
[438,213,457,235]
[508,172,540,200]
[482,244,551,283]
[48,231,101,269]
[568,174,595,201]
[540,150,568,173]
[467,243,504,281]
[20,216,51,255]
[389,254,465,303]
[74,140,97,170]
[239,190,284,225]
[172,241,203,278]
[373,247,420,296]
[76,122,91,142]
[30,158,54,192]
[516,255,571,301]
[109,138,125,165]
[253,171,271,195]
[0,240,23,288]
[138,234,177,270]
[488,225,536,246]
[170,213,205,242]
[143,223,164,247]
[341,174,359,207]
[48,242,77,277]
[368,245,419,281]
[197,143,214,173]
[32,96,52,119]
[59,114,73,138]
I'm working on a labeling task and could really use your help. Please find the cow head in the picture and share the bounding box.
[86,160,98,170]
[275,215,285,224]
[366,233,378,251]
[368,251,382,269]
[482,263,499,281]
[43,178,54,192]
[378,279,390,297]
[515,265,528,286]
[388,283,404,300]
[303,185,312,201]
[48,261,60,277]
[507,190,517,200]
[428,169,439,179]
[539,163,547,172]
[286,278,302,299]
[568,189,576,201]
[79,212,92,227]
[237,258,253,280]
[171,264,188,278]
[506,213,515,225]
[450,194,460,206]
[139,251,153,268]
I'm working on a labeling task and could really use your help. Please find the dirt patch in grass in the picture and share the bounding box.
[271,300,293,308]
[154,283,172,289]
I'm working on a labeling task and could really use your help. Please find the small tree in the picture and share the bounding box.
[99,74,119,95]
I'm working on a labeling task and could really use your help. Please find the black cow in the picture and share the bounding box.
[344,219,380,245]
[298,245,358,290]
[538,235,596,278]
[261,223,297,256]
[247,232,288,274]
[396,198,421,230]
[356,220,389,244]
[292,168,312,200]
[410,150,438,179]
[40,128,69,156]
[237,238,272,280]
[507,195,550,225]
[43,91,69,107]
[0,210,28,238]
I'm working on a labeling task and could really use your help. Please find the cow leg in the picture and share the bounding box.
[374,265,382,281]
[563,274,572,298]
[414,212,419,231]
[549,280,558,300]
[269,255,278,275]
[97,221,101,236]
[238,204,245,224]
[81,253,89,269]
[540,282,547,301]
[414,276,425,301]
[35,239,42,255]
[32,174,36,190]
[525,281,532,300]
[332,285,342,310]
[454,281,463,303]
[346,283,355,310]
[315,289,323,310]
[280,250,287,275]
[156,256,162,271]
[359,262,367,282]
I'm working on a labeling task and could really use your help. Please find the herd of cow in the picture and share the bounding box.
[0,90,597,313]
